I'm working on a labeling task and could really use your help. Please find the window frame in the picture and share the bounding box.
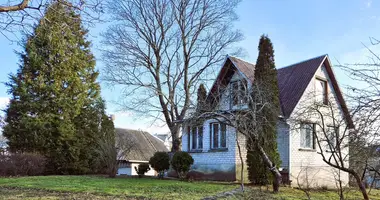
[230,79,248,107]
[188,126,203,151]
[316,78,328,105]
[300,123,315,149]
[210,122,227,149]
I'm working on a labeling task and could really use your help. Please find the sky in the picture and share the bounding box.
[0,0,379,134]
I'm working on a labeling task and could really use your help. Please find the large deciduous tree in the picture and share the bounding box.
[101,0,243,152]
[3,2,111,174]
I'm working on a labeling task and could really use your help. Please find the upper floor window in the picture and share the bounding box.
[188,126,203,150]
[210,123,227,149]
[231,80,248,106]
[316,78,328,105]
[300,123,315,149]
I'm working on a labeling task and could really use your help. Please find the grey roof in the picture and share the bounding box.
[116,128,168,161]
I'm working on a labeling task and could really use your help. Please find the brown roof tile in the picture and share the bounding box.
[277,55,327,117]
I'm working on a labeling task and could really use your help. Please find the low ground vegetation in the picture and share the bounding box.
[0,176,379,199]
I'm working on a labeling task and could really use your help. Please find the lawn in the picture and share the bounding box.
[228,186,380,200]
[0,176,379,200]
[0,175,237,199]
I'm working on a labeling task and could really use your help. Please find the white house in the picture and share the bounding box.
[116,128,168,176]
[181,55,352,187]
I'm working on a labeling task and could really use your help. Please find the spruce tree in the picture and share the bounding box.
[3,2,106,174]
[247,35,281,185]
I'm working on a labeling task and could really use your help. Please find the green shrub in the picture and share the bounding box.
[171,151,194,179]
[149,152,170,178]
[134,163,150,178]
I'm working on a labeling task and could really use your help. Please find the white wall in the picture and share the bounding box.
[288,63,350,188]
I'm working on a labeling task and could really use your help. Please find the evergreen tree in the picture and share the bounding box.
[247,35,281,185]
[3,1,107,174]
[196,84,207,113]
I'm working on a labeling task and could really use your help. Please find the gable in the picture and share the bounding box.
[206,55,353,128]
[277,55,327,117]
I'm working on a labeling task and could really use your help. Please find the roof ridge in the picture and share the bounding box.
[228,56,255,65]
[141,131,158,152]
[278,54,327,70]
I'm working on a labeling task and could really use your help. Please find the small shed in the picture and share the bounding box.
[115,128,168,176]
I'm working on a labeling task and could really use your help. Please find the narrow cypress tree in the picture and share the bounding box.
[247,35,281,185]
[197,84,207,113]
[3,2,106,174]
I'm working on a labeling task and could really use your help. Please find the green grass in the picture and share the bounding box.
[228,186,380,200]
[1,176,380,200]
[0,176,237,199]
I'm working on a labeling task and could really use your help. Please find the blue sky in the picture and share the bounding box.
[0,0,379,134]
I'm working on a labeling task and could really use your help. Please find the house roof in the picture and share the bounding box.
[207,55,353,128]
[116,128,168,162]
[277,55,327,117]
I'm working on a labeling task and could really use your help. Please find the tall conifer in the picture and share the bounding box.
[247,35,281,185]
[3,2,110,174]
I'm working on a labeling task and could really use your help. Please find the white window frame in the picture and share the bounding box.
[210,123,227,149]
[316,78,328,105]
[189,126,203,150]
[300,123,315,149]
[231,80,248,107]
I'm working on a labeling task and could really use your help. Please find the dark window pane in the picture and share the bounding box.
[221,124,226,148]
[232,82,239,106]
[198,126,203,149]
[192,127,197,149]
[213,123,219,148]
[240,80,248,104]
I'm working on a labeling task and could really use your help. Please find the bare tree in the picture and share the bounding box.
[97,129,136,178]
[101,0,243,152]
[290,91,372,200]
[295,165,319,200]
[0,0,104,39]
[188,81,282,192]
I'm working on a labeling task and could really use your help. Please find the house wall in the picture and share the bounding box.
[182,119,237,181]
[117,162,157,176]
[277,120,290,171]
[288,64,350,188]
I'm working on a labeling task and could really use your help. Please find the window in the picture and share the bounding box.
[316,79,328,105]
[210,123,227,149]
[325,126,339,151]
[300,123,315,149]
[231,80,248,106]
[188,126,203,150]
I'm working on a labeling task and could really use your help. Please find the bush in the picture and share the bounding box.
[171,151,194,179]
[0,153,46,176]
[134,163,150,178]
[149,152,170,178]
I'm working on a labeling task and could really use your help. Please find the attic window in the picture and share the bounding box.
[231,80,248,106]
[316,78,328,105]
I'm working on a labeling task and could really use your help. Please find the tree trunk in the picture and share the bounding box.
[353,173,369,200]
[170,127,180,152]
[257,144,282,192]
[236,137,244,192]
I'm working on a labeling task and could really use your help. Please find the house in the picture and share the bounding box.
[181,55,352,187]
[364,145,380,188]
[116,128,168,176]
[153,133,172,150]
